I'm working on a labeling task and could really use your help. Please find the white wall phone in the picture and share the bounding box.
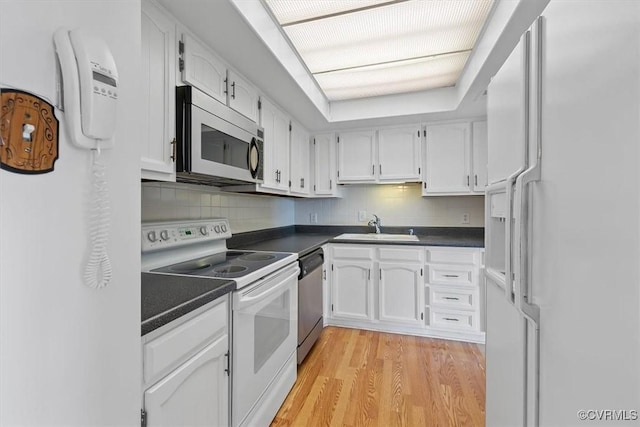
[54,29,119,289]
[54,28,118,149]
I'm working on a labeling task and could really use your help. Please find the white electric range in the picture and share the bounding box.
[141,219,299,427]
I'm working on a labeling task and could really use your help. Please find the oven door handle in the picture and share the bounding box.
[236,267,299,309]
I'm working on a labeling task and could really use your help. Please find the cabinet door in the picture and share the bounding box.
[377,126,422,182]
[472,121,488,192]
[313,133,337,196]
[227,70,258,122]
[144,334,229,427]
[379,262,424,326]
[423,123,472,194]
[259,98,290,191]
[337,130,376,182]
[290,121,310,196]
[141,0,176,181]
[181,33,227,104]
[331,260,373,320]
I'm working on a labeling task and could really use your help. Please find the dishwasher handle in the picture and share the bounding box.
[298,249,324,280]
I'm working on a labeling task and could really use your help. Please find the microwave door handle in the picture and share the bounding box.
[237,268,298,309]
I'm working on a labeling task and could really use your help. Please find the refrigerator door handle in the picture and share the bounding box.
[514,19,543,327]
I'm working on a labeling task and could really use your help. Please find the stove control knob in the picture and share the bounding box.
[200,226,209,236]
[160,230,169,241]
[221,224,228,233]
[147,231,158,242]
[214,225,222,233]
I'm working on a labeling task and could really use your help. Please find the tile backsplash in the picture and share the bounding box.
[294,184,485,227]
[142,182,295,233]
[142,182,484,233]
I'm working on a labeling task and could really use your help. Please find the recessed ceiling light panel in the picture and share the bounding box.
[264,0,494,101]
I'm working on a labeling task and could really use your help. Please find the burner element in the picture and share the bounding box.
[170,260,213,272]
[240,253,276,261]
[213,265,248,274]
[226,251,248,257]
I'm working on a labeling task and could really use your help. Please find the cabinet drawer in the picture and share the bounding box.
[378,247,423,262]
[332,245,374,260]
[426,248,479,265]
[429,286,477,310]
[430,308,478,331]
[427,264,476,287]
[144,299,227,384]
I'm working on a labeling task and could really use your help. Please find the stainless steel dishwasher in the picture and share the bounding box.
[297,248,324,364]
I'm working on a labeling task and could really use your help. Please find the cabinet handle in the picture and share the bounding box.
[224,77,228,95]
[421,312,424,320]
[475,175,478,186]
[231,81,236,99]
[372,164,375,175]
[443,274,459,278]
[170,138,176,161]
[323,270,326,280]
[443,317,460,322]
[224,351,230,375]
[379,269,382,280]
[466,175,470,186]
[329,179,332,190]
[300,178,304,188]
[379,164,382,175]
[368,269,371,280]
[443,297,460,301]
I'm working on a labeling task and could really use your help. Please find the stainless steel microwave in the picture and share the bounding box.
[176,86,263,186]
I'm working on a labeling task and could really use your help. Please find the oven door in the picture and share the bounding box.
[190,104,262,183]
[232,262,298,426]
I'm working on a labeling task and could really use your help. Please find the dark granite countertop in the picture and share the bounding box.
[142,272,235,336]
[228,225,484,256]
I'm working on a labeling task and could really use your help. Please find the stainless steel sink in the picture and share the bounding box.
[334,233,419,242]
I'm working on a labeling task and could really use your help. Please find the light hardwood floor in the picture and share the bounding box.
[271,326,485,427]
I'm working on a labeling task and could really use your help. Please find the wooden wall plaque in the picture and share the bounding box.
[0,89,59,174]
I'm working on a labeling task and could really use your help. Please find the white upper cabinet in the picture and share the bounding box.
[337,126,421,184]
[259,97,290,192]
[289,120,311,196]
[472,121,488,192]
[337,130,377,182]
[180,33,227,105]
[377,126,422,182]
[312,133,338,196]
[180,34,258,122]
[423,123,472,195]
[141,0,176,182]
[227,70,258,122]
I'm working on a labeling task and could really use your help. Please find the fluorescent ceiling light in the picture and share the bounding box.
[264,0,494,101]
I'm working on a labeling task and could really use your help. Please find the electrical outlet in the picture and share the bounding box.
[358,211,367,222]
[312,213,318,223]
[462,213,470,224]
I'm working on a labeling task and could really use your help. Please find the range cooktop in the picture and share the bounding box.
[151,250,292,278]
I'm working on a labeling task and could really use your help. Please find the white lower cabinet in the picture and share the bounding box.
[327,244,484,343]
[378,262,424,326]
[142,296,229,427]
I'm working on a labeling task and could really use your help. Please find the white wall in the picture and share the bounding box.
[295,184,484,227]
[0,1,141,425]
[142,182,295,232]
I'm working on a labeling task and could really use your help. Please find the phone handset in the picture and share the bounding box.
[54,29,118,148]
[54,29,119,289]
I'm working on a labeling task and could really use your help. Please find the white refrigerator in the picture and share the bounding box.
[485,1,640,426]
[0,1,142,425]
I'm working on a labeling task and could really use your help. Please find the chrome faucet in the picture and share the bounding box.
[368,214,382,234]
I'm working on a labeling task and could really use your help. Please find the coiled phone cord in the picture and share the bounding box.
[84,148,112,289]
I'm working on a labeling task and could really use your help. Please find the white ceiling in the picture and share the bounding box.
[157,0,549,132]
